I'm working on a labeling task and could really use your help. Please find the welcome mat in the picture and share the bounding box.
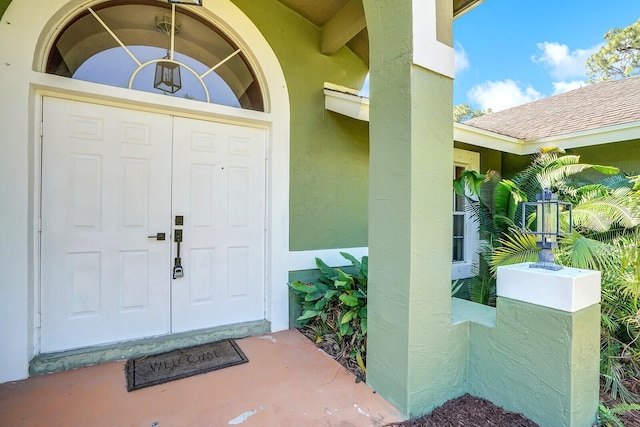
[125,339,248,391]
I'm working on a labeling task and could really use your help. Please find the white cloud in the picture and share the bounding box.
[455,44,469,74]
[551,80,586,95]
[467,79,542,112]
[532,42,601,80]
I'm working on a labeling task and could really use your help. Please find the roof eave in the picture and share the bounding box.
[324,82,640,155]
[454,122,523,154]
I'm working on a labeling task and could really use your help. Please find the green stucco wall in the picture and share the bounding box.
[232,0,370,251]
[468,298,600,427]
[501,152,532,179]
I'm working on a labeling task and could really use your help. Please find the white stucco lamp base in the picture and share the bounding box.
[497,263,601,312]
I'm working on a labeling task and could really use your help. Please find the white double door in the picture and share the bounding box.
[40,97,266,353]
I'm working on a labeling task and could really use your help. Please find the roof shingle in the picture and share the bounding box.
[464,76,640,140]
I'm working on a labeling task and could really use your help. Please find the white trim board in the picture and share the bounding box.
[289,247,369,271]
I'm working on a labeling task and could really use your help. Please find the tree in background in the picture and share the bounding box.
[587,18,640,83]
[453,104,492,122]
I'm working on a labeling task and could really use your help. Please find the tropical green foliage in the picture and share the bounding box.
[455,149,640,402]
[289,252,368,378]
[454,149,621,305]
[597,402,640,427]
[587,18,640,83]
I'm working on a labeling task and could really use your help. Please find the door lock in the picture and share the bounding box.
[147,232,166,241]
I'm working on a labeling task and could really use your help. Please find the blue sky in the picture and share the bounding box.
[453,0,640,111]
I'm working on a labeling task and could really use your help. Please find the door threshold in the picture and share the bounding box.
[30,320,270,376]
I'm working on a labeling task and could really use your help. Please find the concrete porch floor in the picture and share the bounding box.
[0,329,403,427]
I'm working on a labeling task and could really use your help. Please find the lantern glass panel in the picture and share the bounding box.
[536,202,558,244]
[154,61,182,93]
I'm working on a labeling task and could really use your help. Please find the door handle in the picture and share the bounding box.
[147,232,166,241]
[173,229,184,279]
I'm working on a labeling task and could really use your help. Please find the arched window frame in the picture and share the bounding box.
[44,0,265,111]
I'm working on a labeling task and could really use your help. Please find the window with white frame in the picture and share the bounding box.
[452,149,480,280]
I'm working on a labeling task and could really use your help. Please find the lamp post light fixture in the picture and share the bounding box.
[522,188,572,271]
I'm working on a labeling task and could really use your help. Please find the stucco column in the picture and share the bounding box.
[362,0,466,416]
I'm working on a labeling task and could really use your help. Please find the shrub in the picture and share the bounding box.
[289,252,367,379]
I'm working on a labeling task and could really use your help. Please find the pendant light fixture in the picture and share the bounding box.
[153,7,182,93]
[154,52,182,93]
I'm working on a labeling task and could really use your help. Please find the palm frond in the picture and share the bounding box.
[490,230,539,275]
[493,180,528,226]
[468,274,496,306]
[537,161,619,190]
[511,152,550,197]
[557,231,617,271]
[573,188,640,232]
[600,173,635,190]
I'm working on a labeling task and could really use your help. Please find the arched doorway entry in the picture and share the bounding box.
[32,0,290,353]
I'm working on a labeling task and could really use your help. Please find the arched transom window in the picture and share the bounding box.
[46,0,264,111]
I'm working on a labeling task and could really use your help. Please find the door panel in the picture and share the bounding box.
[41,98,172,352]
[171,117,266,332]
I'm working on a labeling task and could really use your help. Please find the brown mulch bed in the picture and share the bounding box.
[383,394,539,427]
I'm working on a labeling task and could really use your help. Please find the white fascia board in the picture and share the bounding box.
[454,122,524,154]
[324,83,370,121]
[521,122,640,154]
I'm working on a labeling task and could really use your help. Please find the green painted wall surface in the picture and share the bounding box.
[468,298,599,427]
[501,152,532,179]
[232,0,370,251]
